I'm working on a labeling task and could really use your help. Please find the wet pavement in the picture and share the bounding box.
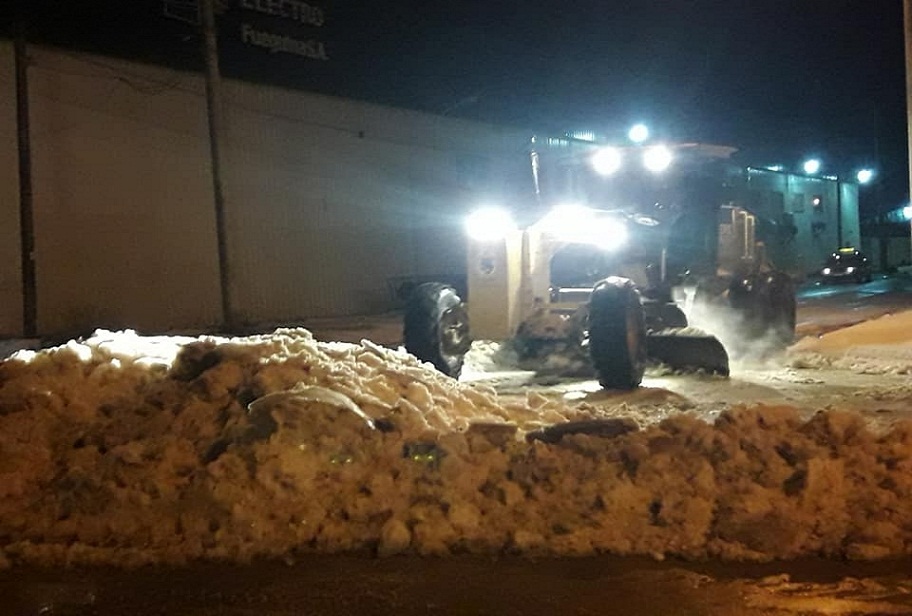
[5,555,912,615]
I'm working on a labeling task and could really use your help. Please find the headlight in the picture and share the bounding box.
[465,207,516,242]
[591,147,622,176]
[846,266,855,274]
[539,204,627,250]
[822,268,831,275]
[591,216,628,250]
[643,145,673,173]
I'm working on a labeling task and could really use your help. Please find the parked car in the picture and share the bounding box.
[820,248,873,283]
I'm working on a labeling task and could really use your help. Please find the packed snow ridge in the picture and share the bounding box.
[0,324,911,568]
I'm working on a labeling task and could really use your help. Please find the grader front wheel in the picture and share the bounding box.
[588,277,648,390]
[403,283,472,379]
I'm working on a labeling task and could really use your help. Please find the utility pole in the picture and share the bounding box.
[15,19,36,338]
[905,0,912,263]
[836,179,843,248]
[199,0,234,330]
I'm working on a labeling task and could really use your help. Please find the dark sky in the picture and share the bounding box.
[12,0,911,210]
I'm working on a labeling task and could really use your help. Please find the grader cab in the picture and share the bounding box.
[403,137,796,389]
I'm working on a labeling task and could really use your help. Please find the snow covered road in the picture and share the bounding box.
[457,276,912,428]
[299,275,912,425]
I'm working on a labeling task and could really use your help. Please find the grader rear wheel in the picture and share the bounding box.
[729,272,796,347]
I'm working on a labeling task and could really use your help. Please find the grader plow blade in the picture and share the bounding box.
[645,329,730,376]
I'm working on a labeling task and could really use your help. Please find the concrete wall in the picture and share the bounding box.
[0,43,530,337]
[862,236,912,270]
[0,47,23,336]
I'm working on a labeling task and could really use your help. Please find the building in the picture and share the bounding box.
[861,206,912,271]
[739,166,860,276]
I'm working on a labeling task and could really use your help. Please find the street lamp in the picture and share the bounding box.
[803,159,821,175]
[628,123,649,144]
[856,168,874,184]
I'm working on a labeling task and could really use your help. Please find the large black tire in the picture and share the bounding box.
[403,282,471,379]
[588,277,647,390]
[729,272,796,346]
[766,272,796,345]
[642,300,688,331]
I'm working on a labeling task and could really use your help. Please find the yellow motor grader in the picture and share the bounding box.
[403,138,796,389]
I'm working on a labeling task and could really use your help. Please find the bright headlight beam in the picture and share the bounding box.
[643,145,673,173]
[592,216,628,250]
[591,147,623,176]
[465,207,515,242]
[540,204,627,250]
[540,204,589,239]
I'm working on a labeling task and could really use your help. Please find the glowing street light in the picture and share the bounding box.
[803,159,821,175]
[904,204,912,220]
[856,168,875,184]
[628,123,649,144]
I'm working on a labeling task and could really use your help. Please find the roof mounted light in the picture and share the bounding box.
[643,145,673,173]
[628,123,649,143]
[591,147,623,176]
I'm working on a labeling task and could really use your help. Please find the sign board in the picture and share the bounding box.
[163,0,201,24]
[163,0,330,63]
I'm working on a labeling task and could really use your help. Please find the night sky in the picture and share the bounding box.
[11,0,910,212]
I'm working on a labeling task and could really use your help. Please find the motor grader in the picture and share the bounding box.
[403,137,796,389]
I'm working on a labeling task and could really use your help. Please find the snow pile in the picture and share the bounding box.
[1,328,912,568]
[462,340,522,375]
[788,311,912,375]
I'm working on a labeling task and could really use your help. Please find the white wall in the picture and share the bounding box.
[0,46,23,335]
[0,43,530,337]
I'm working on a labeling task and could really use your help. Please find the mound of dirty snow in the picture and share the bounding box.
[1,328,912,568]
[789,311,912,375]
